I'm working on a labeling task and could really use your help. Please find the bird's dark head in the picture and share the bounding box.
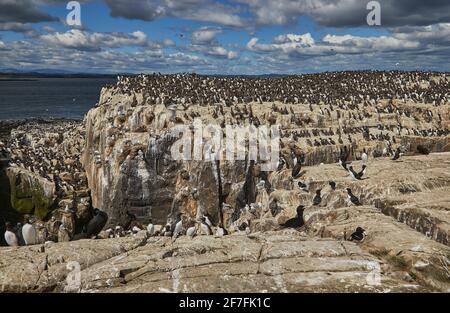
[329,181,336,187]
[346,188,352,193]
[316,189,321,194]
[296,205,305,213]
[356,227,365,233]
[349,166,354,170]
[362,165,367,170]
[5,222,13,231]
[23,214,31,224]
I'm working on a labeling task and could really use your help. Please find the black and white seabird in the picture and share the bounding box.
[22,215,37,246]
[173,217,184,238]
[361,148,368,164]
[312,189,322,206]
[280,205,305,228]
[349,227,365,241]
[200,217,212,235]
[392,147,401,161]
[291,158,302,179]
[346,188,361,206]
[339,147,351,170]
[276,157,285,172]
[329,181,336,191]
[215,222,228,237]
[4,222,19,247]
[186,223,198,238]
[86,208,108,238]
[147,219,155,236]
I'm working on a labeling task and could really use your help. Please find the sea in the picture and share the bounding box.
[0,77,116,120]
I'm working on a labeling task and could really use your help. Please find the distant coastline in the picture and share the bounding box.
[0,72,117,79]
[0,78,38,82]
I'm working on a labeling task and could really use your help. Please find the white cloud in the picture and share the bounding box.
[40,29,151,51]
[192,27,222,44]
[248,29,433,58]
[273,33,315,46]
[0,39,214,74]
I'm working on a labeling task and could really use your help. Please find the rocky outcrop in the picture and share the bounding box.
[6,167,55,218]
[81,77,450,228]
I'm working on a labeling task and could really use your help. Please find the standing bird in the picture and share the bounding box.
[329,181,336,191]
[291,158,302,179]
[186,223,198,239]
[163,225,172,237]
[346,188,361,206]
[147,219,155,236]
[203,214,213,228]
[86,208,108,239]
[349,227,366,241]
[22,215,37,246]
[4,222,19,246]
[200,217,212,235]
[276,157,285,172]
[215,222,228,237]
[280,205,305,228]
[392,147,401,161]
[312,189,322,206]
[339,146,350,170]
[58,224,71,242]
[173,217,184,238]
[361,148,368,164]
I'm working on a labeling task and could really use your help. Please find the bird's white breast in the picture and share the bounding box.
[5,230,18,247]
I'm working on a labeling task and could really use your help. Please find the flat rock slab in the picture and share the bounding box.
[77,231,429,293]
[0,232,147,292]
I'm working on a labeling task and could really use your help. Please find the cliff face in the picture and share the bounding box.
[82,82,450,228]
[82,86,254,226]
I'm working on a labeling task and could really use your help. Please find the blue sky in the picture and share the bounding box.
[0,0,449,74]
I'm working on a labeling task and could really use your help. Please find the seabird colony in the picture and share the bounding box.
[3,71,450,246]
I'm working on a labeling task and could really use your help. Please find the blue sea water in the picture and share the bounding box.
[0,78,116,120]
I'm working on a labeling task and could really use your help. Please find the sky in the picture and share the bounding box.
[0,0,449,74]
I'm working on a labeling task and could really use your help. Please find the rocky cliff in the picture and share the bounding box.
[1,72,450,293]
[81,79,450,228]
